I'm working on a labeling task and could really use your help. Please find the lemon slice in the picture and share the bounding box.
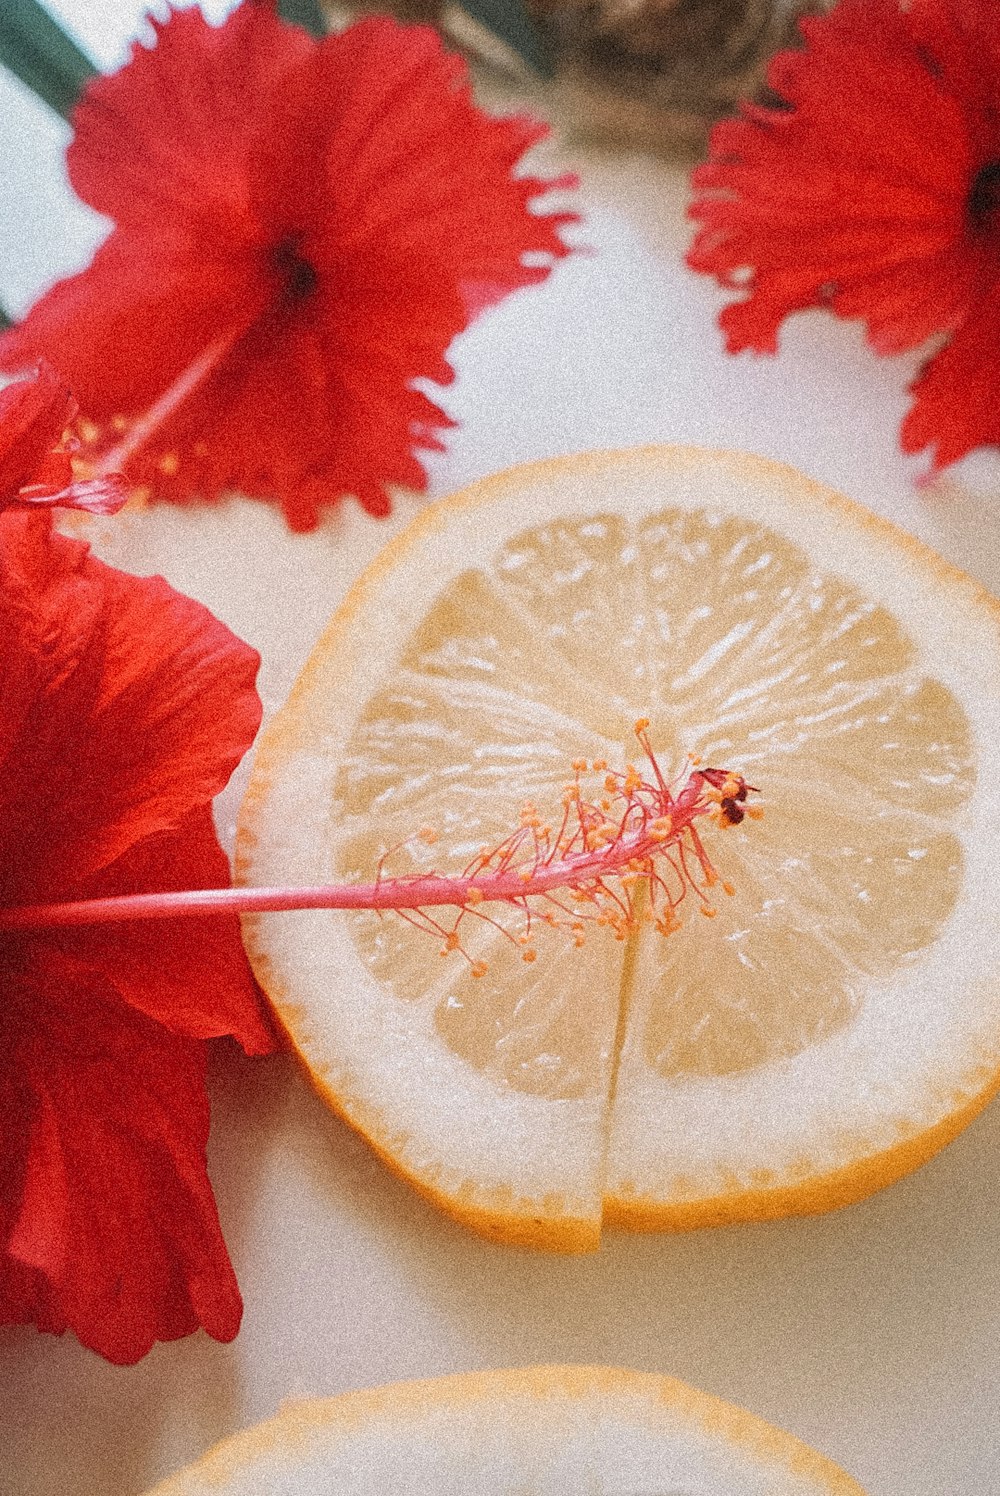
[143,1365,865,1494]
[237,449,1000,1247]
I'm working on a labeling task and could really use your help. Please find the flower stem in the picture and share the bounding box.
[91,322,250,478]
[0,744,757,939]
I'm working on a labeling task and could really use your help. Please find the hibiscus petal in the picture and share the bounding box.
[0,366,75,500]
[54,561,262,886]
[0,232,269,424]
[63,807,275,1054]
[3,953,242,1364]
[65,3,310,237]
[901,285,1000,470]
[0,519,261,898]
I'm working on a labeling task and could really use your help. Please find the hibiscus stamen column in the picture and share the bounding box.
[0,742,760,977]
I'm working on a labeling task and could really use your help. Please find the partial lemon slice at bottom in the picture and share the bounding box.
[237,449,1000,1248]
[144,1365,865,1494]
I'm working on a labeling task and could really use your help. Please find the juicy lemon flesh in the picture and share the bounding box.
[334,506,972,1095]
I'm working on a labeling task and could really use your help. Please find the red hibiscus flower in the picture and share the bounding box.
[0,3,575,532]
[686,0,1000,475]
[0,509,273,1364]
[0,365,125,515]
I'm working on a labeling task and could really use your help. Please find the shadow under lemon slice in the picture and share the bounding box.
[142,1365,866,1495]
[236,448,1000,1249]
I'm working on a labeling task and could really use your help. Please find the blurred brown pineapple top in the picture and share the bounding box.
[337,0,828,154]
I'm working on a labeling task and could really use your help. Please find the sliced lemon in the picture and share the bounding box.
[143,1365,865,1494]
[237,449,1000,1247]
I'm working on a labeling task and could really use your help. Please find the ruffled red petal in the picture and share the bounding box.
[0,8,575,531]
[0,368,126,514]
[0,366,74,499]
[687,0,997,356]
[1,952,241,1363]
[62,807,275,1053]
[0,515,262,898]
[901,284,1000,470]
[0,233,271,424]
[66,3,311,238]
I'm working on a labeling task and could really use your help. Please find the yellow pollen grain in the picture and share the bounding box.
[470,961,488,979]
[521,948,537,963]
[465,887,484,905]
[418,825,439,845]
[158,452,180,477]
[634,717,650,733]
[111,414,129,433]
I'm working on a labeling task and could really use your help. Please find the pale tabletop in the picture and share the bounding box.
[2,4,1000,1494]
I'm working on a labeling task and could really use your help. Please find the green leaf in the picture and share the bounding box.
[455,0,554,78]
[0,0,98,121]
[277,0,328,38]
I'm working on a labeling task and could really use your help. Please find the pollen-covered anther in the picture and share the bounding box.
[521,947,537,963]
[649,816,674,842]
[418,825,439,845]
[571,758,588,773]
[470,960,488,979]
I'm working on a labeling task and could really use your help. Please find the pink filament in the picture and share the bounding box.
[0,755,749,934]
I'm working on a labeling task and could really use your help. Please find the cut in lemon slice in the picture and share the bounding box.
[143,1365,865,1494]
[237,449,1000,1248]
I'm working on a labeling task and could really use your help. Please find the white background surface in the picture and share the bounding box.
[2,5,1000,1494]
